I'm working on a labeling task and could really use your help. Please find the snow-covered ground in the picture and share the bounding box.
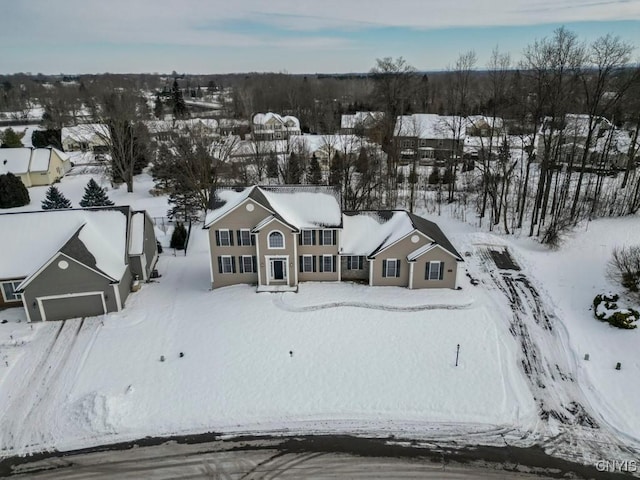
[0,167,639,467]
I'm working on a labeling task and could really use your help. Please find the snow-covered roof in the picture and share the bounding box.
[0,209,129,282]
[466,115,504,130]
[340,111,384,129]
[289,134,366,156]
[204,185,342,229]
[394,114,464,139]
[341,210,463,260]
[0,148,31,175]
[129,212,146,255]
[252,113,300,130]
[540,114,612,139]
[29,148,51,172]
[61,124,110,144]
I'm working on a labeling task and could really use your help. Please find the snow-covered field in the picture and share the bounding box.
[0,166,639,466]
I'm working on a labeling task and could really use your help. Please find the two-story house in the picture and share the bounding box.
[204,186,463,291]
[393,114,465,166]
[252,113,301,141]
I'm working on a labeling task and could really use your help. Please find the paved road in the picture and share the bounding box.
[3,435,635,479]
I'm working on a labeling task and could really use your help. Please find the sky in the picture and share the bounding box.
[1,0,640,74]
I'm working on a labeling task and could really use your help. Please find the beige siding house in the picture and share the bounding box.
[0,147,72,187]
[204,186,462,291]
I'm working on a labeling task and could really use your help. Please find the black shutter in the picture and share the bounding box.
[312,230,316,245]
[231,256,236,273]
[217,256,223,273]
[239,256,244,273]
[319,255,324,272]
[298,232,302,245]
[215,230,220,246]
[237,230,241,245]
[312,256,317,272]
[425,262,430,280]
[382,259,387,277]
[251,233,256,246]
[299,256,303,272]
[347,256,352,270]
[332,255,337,272]
[396,260,401,277]
[252,256,257,273]
[333,230,337,245]
[439,262,444,280]
[229,230,234,246]
[359,256,363,269]
[319,231,324,245]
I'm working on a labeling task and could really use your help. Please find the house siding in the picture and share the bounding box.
[0,278,24,308]
[340,256,369,281]
[208,199,272,288]
[410,248,458,289]
[256,220,296,287]
[117,265,132,307]
[21,255,119,322]
[371,234,430,287]
[297,229,340,282]
[142,214,158,277]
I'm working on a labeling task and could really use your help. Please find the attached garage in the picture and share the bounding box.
[38,292,106,322]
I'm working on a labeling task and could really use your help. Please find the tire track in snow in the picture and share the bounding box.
[273,295,474,313]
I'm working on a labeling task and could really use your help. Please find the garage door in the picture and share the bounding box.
[40,293,105,322]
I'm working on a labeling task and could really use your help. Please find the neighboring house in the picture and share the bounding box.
[252,113,301,141]
[340,111,384,135]
[465,116,505,137]
[204,185,462,292]
[0,207,158,322]
[219,118,250,137]
[146,118,220,143]
[393,114,465,166]
[0,147,72,187]
[289,134,370,172]
[61,124,110,152]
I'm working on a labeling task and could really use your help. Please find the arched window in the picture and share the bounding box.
[268,231,284,249]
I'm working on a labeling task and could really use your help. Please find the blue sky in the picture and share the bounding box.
[1,0,639,74]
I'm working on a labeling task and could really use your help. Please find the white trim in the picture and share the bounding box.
[18,252,116,291]
[256,233,262,286]
[112,283,122,311]
[301,254,314,273]
[293,233,299,285]
[21,293,32,323]
[267,230,286,250]
[300,229,314,246]
[240,255,255,274]
[220,255,234,274]
[369,259,374,286]
[1,280,22,303]
[208,231,215,287]
[385,258,400,278]
[322,254,334,273]
[409,261,415,289]
[252,215,296,233]
[407,242,462,262]
[205,195,275,228]
[238,228,252,246]
[265,255,289,285]
[218,228,232,246]
[337,230,342,281]
[37,291,106,322]
[321,229,335,246]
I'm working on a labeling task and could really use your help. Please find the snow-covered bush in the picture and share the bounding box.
[593,293,639,329]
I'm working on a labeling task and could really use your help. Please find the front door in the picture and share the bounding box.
[272,259,285,280]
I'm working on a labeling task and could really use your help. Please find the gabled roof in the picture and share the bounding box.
[204,185,342,230]
[252,112,300,130]
[0,148,31,175]
[0,207,130,282]
[341,210,462,261]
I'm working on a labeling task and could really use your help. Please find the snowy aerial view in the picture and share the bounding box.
[1,1,640,479]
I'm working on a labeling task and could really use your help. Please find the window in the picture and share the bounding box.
[383,259,400,278]
[216,229,232,246]
[347,256,363,270]
[323,255,334,273]
[300,255,314,272]
[1,281,21,302]
[426,261,444,280]
[268,231,284,249]
[238,229,252,246]
[218,255,235,274]
[322,230,334,245]
[301,230,314,245]
[239,255,256,273]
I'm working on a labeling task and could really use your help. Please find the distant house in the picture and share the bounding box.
[146,118,220,143]
[204,185,462,292]
[61,124,110,152]
[340,111,384,135]
[219,118,250,137]
[0,147,72,187]
[465,116,505,137]
[0,207,158,322]
[252,113,301,141]
[289,134,370,172]
[393,114,465,166]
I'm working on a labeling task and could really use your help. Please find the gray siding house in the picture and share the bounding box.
[0,207,158,322]
[204,186,462,291]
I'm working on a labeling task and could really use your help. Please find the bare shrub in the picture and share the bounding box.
[607,245,640,294]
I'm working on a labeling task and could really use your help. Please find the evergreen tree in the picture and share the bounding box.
[328,152,343,187]
[1,128,23,148]
[41,185,72,210]
[80,178,115,207]
[355,147,369,173]
[286,152,301,184]
[31,129,62,149]
[0,173,30,208]
[170,222,188,250]
[428,167,441,185]
[171,78,187,119]
[266,151,279,179]
[153,94,164,119]
[307,153,322,185]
